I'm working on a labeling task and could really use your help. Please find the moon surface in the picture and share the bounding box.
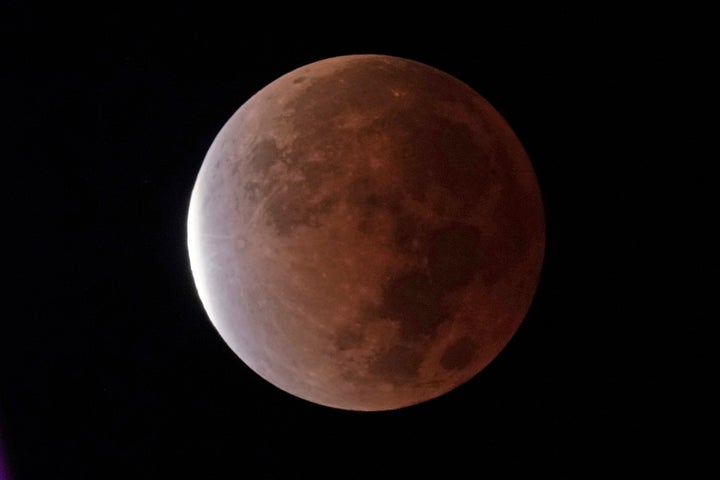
[188,54,545,411]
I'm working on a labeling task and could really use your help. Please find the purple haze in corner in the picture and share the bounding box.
[0,430,10,480]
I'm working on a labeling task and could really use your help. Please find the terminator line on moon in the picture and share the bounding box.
[187,54,545,411]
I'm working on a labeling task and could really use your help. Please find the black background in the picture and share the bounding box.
[1,4,712,479]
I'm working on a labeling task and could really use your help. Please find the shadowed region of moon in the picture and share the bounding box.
[188,54,545,411]
[440,337,478,371]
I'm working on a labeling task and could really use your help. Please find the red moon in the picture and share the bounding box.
[188,55,545,411]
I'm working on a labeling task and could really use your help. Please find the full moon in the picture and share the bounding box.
[187,54,545,411]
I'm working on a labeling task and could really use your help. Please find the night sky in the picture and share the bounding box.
[1,4,712,479]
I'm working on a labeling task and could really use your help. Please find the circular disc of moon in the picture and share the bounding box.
[188,54,545,411]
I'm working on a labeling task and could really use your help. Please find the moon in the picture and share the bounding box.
[187,54,545,411]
